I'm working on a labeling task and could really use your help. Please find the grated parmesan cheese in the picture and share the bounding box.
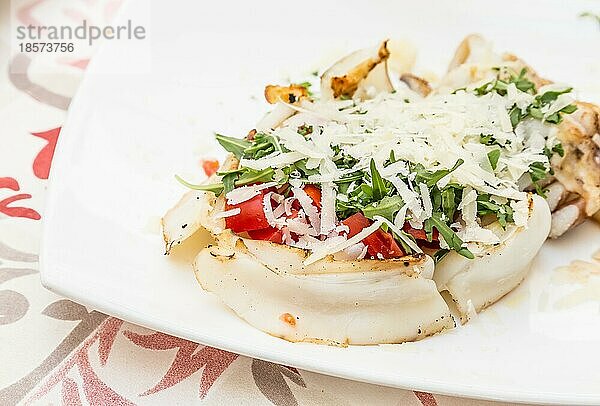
[305,220,384,265]
[225,182,277,205]
[213,208,241,219]
[419,183,433,219]
[226,61,567,256]
[293,187,321,233]
[240,151,304,171]
[373,216,423,254]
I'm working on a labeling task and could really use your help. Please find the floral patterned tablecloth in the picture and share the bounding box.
[0,1,513,405]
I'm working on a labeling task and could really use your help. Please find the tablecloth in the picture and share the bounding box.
[0,1,513,405]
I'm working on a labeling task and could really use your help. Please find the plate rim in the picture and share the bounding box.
[39,1,600,403]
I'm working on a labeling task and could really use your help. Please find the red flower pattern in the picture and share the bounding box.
[32,127,61,180]
[98,318,124,366]
[26,319,135,405]
[123,330,238,398]
[415,390,439,406]
[0,177,41,220]
[61,378,82,405]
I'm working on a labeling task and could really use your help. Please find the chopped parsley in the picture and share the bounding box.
[471,68,577,127]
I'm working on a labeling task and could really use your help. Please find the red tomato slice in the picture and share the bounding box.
[303,184,322,209]
[342,213,405,259]
[403,223,439,241]
[292,184,322,211]
[201,159,220,177]
[225,193,270,232]
[363,229,405,258]
[246,207,300,243]
[342,212,372,237]
[247,227,283,243]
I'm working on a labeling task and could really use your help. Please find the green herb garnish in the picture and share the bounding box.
[370,159,388,201]
[175,167,275,195]
[425,212,474,259]
[487,149,501,170]
[215,133,252,159]
[362,196,404,222]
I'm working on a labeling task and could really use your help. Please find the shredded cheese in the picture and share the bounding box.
[213,208,241,219]
[240,151,304,170]
[225,182,277,205]
[373,216,423,254]
[293,187,321,233]
[227,61,567,256]
[305,219,383,265]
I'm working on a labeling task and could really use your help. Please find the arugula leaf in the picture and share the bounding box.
[394,230,417,255]
[560,104,578,114]
[295,160,319,177]
[360,183,374,199]
[243,133,280,159]
[237,168,275,185]
[543,104,578,124]
[473,81,495,96]
[479,134,497,145]
[487,149,501,170]
[528,106,544,120]
[430,186,442,213]
[370,159,387,200]
[215,134,252,159]
[528,161,547,183]
[528,161,548,197]
[425,213,474,259]
[221,172,238,194]
[176,167,275,196]
[216,168,245,176]
[423,216,434,241]
[472,68,536,98]
[433,249,449,264]
[509,106,522,128]
[527,89,577,125]
[332,147,359,169]
[175,175,224,194]
[552,143,565,157]
[476,194,514,228]
[538,88,572,104]
[440,187,457,221]
[335,171,364,184]
[414,159,464,188]
[362,196,404,222]
[513,68,536,93]
[388,150,397,164]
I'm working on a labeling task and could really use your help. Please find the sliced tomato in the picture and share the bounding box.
[363,230,404,258]
[247,226,283,243]
[303,184,322,209]
[246,206,300,243]
[225,193,270,232]
[342,212,372,237]
[342,213,404,259]
[403,223,439,241]
[292,184,322,210]
[201,159,220,177]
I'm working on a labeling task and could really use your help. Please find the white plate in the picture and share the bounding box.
[40,0,600,403]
